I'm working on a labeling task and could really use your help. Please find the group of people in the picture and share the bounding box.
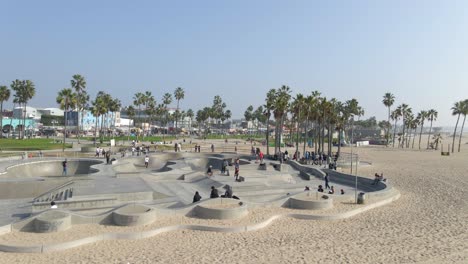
[193,185,239,203]
[314,185,344,195]
[194,145,201,152]
[251,147,265,164]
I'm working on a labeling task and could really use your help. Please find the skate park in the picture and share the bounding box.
[0,144,400,252]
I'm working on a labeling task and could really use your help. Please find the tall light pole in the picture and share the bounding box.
[350,116,358,203]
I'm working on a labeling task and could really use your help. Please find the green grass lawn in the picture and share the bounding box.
[0,138,73,151]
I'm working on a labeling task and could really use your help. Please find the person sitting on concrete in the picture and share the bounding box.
[50,201,58,209]
[210,186,219,198]
[207,165,213,177]
[193,191,202,203]
[328,186,335,194]
[340,189,345,195]
[372,173,382,185]
[317,185,324,192]
[304,186,310,191]
[221,185,233,198]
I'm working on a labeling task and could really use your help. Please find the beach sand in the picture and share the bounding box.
[0,140,467,263]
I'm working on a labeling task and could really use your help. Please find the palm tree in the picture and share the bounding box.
[273,85,291,154]
[186,108,194,136]
[433,133,442,150]
[396,104,410,148]
[133,92,145,134]
[457,99,468,152]
[244,105,254,129]
[109,98,121,135]
[126,105,136,139]
[451,101,463,153]
[71,74,86,143]
[426,109,438,149]
[0,85,11,136]
[391,108,401,148]
[174,87,185,136]
[56,88,76,150]
[417,110,428,150]
[291,93,306,159]
[161,93,172,137]
[382,93,395,146]
[263,89,276,155]
[11,80,36,139]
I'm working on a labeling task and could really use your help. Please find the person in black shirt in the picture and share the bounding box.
[210,186,219,198]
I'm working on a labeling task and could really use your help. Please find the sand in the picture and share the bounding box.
[0,139,467,263]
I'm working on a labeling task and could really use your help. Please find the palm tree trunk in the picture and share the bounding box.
[22,103,26,139]
[302,119,308,156]
[418,123,424,149]
[457,114,466,152]
[412,127,416,149]
[266,116,270,156]
[386,106,391,146]
[337,128,342,156]
[94,115,98,145]
[427,121,433,149]
[295,119,299,159]
[63,106,67,151]
[392,119,397,148]
[452,114,460,153]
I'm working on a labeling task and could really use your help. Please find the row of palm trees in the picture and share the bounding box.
[0,80,36,139]
[383,92,439,150]
[1,78,468,155]
[256,85,364,158]
[127,87,192,139]
[195,95,232,134]
[383,93,468,153]
[451,99,468,153]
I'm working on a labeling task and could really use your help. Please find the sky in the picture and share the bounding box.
[1,0,468,127]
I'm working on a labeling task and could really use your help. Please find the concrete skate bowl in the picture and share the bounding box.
[0,159,102,179]
[183,156,250,171]
[192,198,248,220]
[113,156,176,174]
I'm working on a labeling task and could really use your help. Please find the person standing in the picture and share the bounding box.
[144,155,149,168]
[211,144,215,153]
[106,150,111,164]
[259,151,264,164]
[62,159,68,176]
[234,158,240,181]
[324,173,331,189]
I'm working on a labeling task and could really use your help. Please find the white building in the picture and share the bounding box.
[13,106,40,120]
[40,108,64,117]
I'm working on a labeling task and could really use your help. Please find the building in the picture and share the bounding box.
[13,106,40,120]
[39,108,64,117]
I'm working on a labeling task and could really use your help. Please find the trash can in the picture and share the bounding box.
[357,192,366,204]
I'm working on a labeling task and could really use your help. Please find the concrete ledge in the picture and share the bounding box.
[193,198,248,220]
[287,193,333,210]
[34,211,72,233]
[112,204,155,226]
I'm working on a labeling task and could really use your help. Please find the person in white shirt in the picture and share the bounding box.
[144,155,150,168]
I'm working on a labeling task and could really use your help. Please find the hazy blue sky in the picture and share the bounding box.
[1,0,467,126]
